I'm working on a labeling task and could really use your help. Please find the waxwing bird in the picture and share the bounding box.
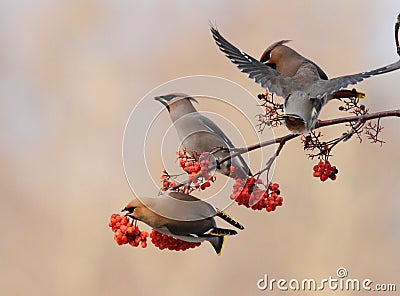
[155,93,252,179]
[122,191,244,255]
[211,26,400,134]
[260,40,365,100]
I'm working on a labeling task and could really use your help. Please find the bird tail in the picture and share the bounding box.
[216,210,245,230]
[205,228,237,256]
[331,88,366,100]
[279,114,305,121]
[209,227,237,236]
[208,236,225,256]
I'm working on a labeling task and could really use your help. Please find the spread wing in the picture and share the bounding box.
[211,26,291,97]
[310,60,400,98]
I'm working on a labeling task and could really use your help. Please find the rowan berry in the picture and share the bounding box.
[312,160,338,182]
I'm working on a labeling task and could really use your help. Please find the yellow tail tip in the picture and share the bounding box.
[217,236,225,256]
[356,91,366,99]
[351,88,366,99]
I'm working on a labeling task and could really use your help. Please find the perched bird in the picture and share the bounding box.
[211,26,400,133]
[155,93,252,179]
[122,191,244,255]
[260,40,365,100]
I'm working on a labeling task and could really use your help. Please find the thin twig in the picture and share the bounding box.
[317,109,400,127]
[217,109,400,167]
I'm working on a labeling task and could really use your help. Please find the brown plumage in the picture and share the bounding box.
[211,26,400,133]
[122,191,244,255]
[155,93,252,179]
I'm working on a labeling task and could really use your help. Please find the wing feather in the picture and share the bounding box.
[310,60,400,98]
[211,26,291,97]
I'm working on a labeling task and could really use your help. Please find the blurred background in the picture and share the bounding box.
[1,1,399,295]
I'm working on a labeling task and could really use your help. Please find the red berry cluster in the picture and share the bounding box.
[313,160,338,182]
[178,148,201,175]
[160,169,178,190]
[109,214,201,252]
[160,148,216,193]
[231,177,284,212]
[177,148,215,183]
[109,214,149,248]
[150,229,201,251]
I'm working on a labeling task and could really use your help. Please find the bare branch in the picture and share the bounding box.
[217,133,299,167]
[317,109,400,128]
[252,137,288,179]
[217,109,400,168]
[364,118,386,146]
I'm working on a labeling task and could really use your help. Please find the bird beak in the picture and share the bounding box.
[121,208,133,218]
[154,95,167,104]
[154,96,170,110]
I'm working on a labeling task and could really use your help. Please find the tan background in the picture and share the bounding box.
[1,1,400,295]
